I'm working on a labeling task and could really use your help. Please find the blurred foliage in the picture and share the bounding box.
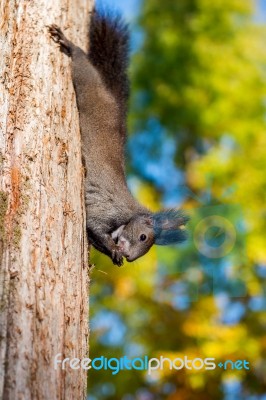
[88,0,266,399]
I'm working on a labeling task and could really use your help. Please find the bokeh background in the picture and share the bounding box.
[88,0,266,398]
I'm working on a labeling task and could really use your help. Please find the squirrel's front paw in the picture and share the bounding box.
[112,248,124,267]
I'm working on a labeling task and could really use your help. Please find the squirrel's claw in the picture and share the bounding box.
[48,24,62,41]
[47,24,72,54]
[112,248,124,267]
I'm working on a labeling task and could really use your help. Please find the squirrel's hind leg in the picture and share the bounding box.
[48,24,73,56]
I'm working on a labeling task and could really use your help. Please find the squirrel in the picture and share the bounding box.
[48,10,188,267]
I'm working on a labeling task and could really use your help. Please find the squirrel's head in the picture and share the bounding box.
[111,210,189,262]
[112,215,154,262]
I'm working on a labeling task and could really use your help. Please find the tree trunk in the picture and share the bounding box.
[0,1,93,398]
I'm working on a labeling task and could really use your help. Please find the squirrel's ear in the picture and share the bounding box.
[152,210,189,245]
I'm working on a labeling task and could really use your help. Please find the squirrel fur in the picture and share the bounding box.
[48,10,188,267]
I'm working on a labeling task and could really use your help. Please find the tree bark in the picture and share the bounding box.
[0,1,93,398]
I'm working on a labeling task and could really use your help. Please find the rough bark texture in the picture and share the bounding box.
[0,1,93,398]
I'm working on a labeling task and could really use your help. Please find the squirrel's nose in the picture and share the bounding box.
[120,248,130,258]
[118,245,130,258]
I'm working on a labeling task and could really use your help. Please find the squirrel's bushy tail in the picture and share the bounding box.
[89,9,130,113]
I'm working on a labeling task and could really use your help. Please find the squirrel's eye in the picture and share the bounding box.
[139,234,147,242]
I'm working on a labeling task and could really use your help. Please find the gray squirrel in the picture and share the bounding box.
[48,10,188,266]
